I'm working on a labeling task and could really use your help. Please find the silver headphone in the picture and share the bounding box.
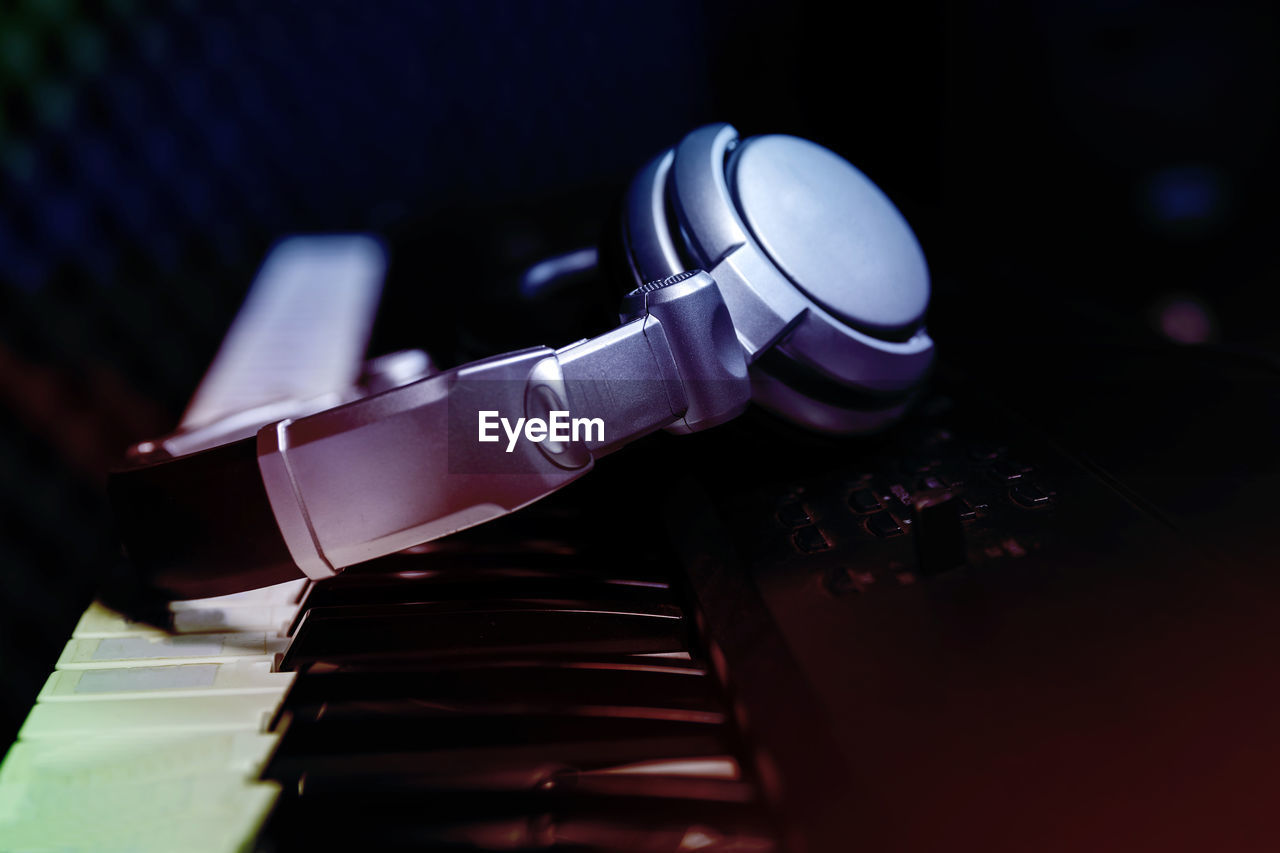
[620,122,933,435]
[109,123,934,598]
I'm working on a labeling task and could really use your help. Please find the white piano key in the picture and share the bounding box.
[0,776,280,853]
[74,601,298,637]
[0,731,280,787]
[38,660,294,701]
[17,691,287,739]
[169,603,299,634]
[56,632,288,669]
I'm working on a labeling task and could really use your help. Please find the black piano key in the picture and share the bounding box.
[284,698,725,732]
[293,650,706,676]
[298,654,704,676]
[295,568,677,618]
[264,736,740,790]
[291,765,758,802]
[297,597,684,623]
[262,789,777,852]
[274,709,727,756]
[288,578,681,636]
[280,604,690,671]
[279,662,721,711]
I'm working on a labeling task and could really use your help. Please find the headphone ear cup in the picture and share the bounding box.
[612,124,933,435]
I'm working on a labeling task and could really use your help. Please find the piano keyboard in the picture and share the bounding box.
[0,507,781,852]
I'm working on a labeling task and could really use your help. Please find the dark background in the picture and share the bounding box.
[1,0,1276,751]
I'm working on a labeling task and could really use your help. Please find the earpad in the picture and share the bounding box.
[725,134,929,343]
[616,123,935,434]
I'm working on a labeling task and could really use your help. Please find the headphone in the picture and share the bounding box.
[108,123,934,599]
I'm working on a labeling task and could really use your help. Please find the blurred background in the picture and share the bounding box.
[0,0,1276,748]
